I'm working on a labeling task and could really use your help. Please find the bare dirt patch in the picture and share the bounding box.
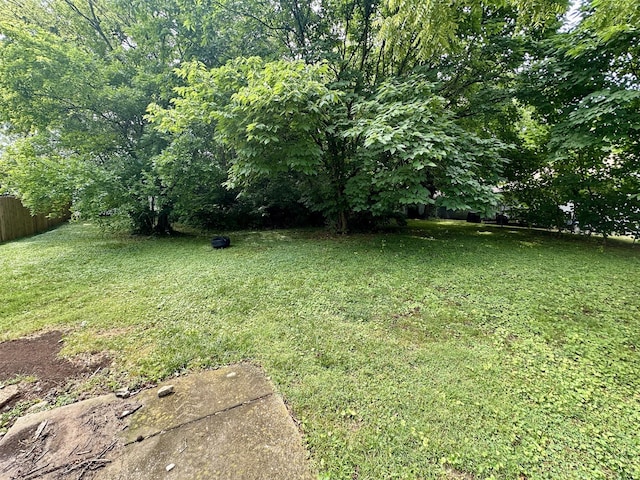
[0,331,124,479]
[0,331,110,413]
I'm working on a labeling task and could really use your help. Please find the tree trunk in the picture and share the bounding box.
[336,210,348,234]
[154,210,174,235]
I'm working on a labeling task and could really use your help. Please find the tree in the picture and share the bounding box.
[343,76,506,219]
[149,57,509,232]
[0,0,281,233]
[148,0,569,231]
[1,0,572,233]
[0,1,165,232]
[506,1,640,238]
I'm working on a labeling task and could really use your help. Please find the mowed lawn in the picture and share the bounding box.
[1,220,639,479]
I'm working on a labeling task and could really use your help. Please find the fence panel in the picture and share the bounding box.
[0,196,68,243]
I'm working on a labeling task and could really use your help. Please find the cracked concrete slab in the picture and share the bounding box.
[100,394,313,480]
[121,364,274,444]
[0,363,314,480]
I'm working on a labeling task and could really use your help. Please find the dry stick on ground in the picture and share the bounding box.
[23,462,51,479]
[61,440,118,478]
[118,404,142,419]
[33,420,48,441]
[77,458,112,480]
[33,449,50,466]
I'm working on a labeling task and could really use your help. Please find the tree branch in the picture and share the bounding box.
[61,0,113,51]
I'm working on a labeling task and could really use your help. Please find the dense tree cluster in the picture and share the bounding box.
[0,0,637,236]
[509,0,640,239]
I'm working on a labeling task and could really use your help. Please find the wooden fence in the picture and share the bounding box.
[0,196,69,243]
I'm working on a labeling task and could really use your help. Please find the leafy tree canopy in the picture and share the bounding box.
[505,0,640,238]
[9,0,636,236]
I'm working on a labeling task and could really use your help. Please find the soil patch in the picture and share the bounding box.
[0,331,110,411]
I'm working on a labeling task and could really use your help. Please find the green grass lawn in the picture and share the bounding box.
[1,220,639,479]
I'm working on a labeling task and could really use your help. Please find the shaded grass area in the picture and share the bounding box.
[1,220,639,479]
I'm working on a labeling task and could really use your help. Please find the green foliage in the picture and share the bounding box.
[147,58,330,230]
[0,134,79,216]
[379,0,568,65]
[219,60,341,182]
[581,0,640,39]
[0,0,288,233]
[0,2,163,232]
[505,8,640,238]
[345,77,506,217]
[152,57,510,230]
[1,0,635,234]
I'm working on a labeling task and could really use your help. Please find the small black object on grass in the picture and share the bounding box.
[211,236,231,249]
[466,212,482,223]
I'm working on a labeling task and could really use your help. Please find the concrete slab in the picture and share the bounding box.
[0,394,141,479]
[121,364,273,444]
[0,363,314,480]
[100,394,314,480]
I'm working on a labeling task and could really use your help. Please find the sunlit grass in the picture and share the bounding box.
[1,220,639,479]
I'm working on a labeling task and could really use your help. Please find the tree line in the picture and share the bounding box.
[0,0,638,237]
